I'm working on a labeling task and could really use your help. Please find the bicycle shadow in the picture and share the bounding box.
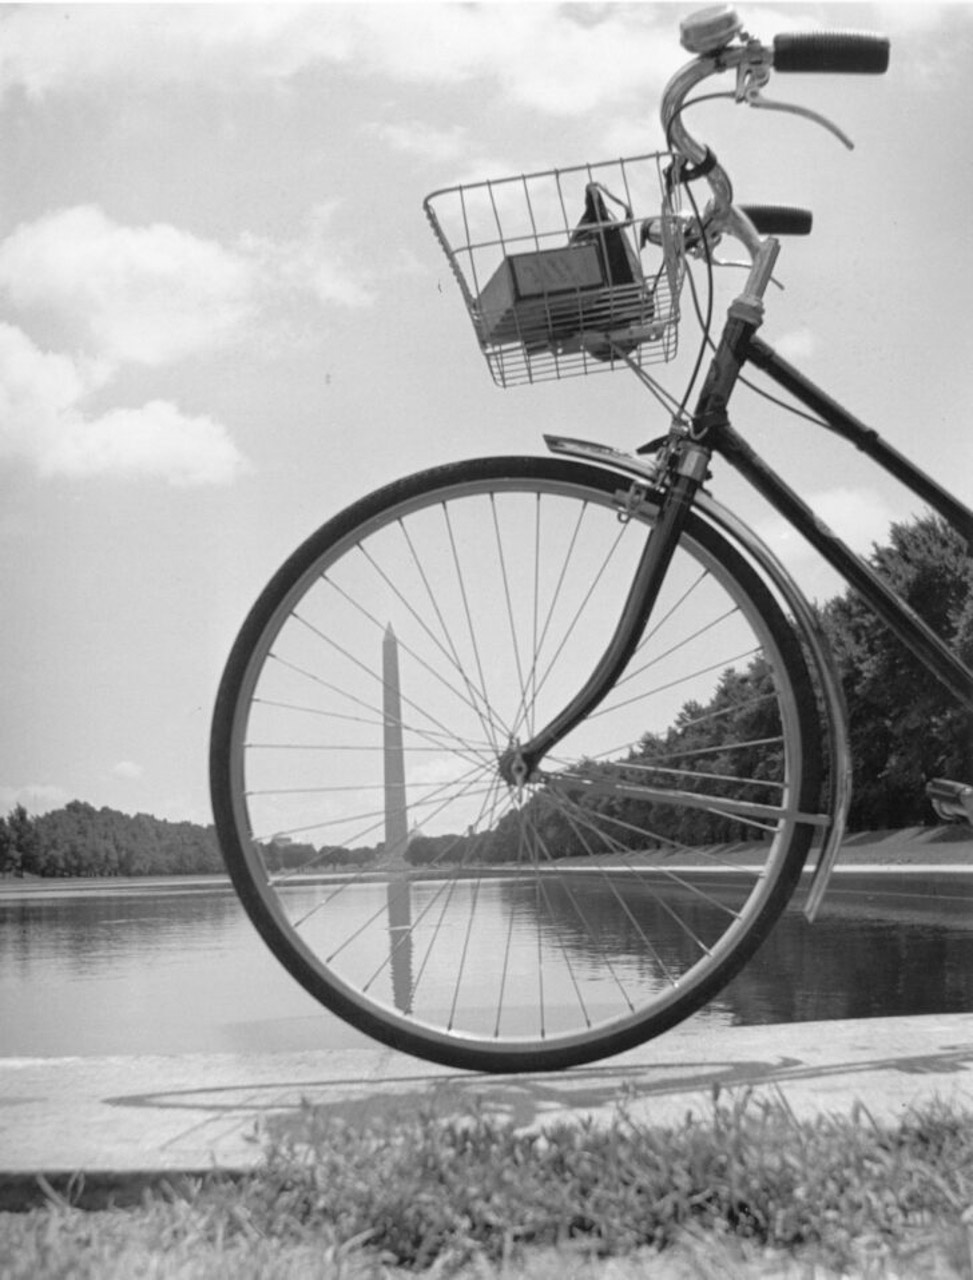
[105,1038,973,1143]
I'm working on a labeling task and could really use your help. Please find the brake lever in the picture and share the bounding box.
[747,89,855,150]
[710,257,786,289]
[736,60,854,150]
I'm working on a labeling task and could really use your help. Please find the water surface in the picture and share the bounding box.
[1,869,970,1058]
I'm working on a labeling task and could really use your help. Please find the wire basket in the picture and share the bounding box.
[424,153,684,388]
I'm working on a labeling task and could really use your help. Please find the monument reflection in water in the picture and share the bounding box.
[383,624,414,1015]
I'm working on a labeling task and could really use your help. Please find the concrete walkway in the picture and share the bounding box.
[1,1012,971,1207]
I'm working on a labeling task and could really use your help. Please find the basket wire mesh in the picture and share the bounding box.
[424,154,684,388]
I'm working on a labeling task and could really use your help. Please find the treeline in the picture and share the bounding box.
[0,801,225,879]
[0,799,387,880]
[2,515,970,879]
[819,513,972,829]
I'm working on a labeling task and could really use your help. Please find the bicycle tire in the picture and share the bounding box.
[210,455,824,1072]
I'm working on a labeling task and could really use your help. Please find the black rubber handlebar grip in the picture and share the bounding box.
[740,205,813,236]
[773,32,890,74]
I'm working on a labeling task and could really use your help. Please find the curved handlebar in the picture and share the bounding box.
[660,18,889,266]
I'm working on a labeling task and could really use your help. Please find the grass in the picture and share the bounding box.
[1,1088,971,1279]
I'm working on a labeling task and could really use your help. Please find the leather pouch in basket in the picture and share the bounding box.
[570,183,652,359]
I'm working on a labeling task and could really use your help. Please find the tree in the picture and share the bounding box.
[7,805,38,875]
[820,514,973,829]
[0,814,17,876]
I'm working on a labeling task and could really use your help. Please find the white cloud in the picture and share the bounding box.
[0,206,256,366]
[0,204,375,366]
[874,4,962,34]
[42,399,252,487]
[2,4,965,121]
[773,328,818,363]
[349,5,680,116]
[368,121,470,166]
[0,783,71,816]
[112,761,144,781]
[0,5,682,117]
[0,323,109,458]
[753,486,899,597]
[0,6,346,99]
[243,203,375,310]
[0,323,250,486]
[814,488,898,552]
[0,202,382,484]
[810,488,901,555]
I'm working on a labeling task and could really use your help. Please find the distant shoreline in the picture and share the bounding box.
[0,872,232,899]
[0,826,969,900]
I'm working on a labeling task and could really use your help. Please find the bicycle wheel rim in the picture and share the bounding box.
[211,457,822,1072]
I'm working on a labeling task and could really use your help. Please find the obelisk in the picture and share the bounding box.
[383,624,409,867]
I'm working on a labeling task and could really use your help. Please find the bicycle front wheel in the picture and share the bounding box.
[210,456,823,1072]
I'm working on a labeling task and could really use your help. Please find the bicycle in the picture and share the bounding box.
[209,6,973,1074]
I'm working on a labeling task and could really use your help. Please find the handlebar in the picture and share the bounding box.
[661,9,889,269]
[773,32,890,75]
[739,205,812,237]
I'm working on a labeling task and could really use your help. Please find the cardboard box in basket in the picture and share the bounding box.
[475,214,651,354]
[476,243,619,347]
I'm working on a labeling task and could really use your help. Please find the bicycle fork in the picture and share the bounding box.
[497,441,711,788]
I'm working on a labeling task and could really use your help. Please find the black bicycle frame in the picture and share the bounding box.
[509,324,972,776]
[712,334,973,710]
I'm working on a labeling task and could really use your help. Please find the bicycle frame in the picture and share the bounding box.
[533,328,973,772]
[532,322,973,920]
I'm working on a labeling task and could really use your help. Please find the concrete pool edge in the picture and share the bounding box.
[1,1011,970,1208]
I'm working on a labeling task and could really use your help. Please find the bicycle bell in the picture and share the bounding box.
[680,6,744,54]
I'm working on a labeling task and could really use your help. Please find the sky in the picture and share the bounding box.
[1,1,971,826]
